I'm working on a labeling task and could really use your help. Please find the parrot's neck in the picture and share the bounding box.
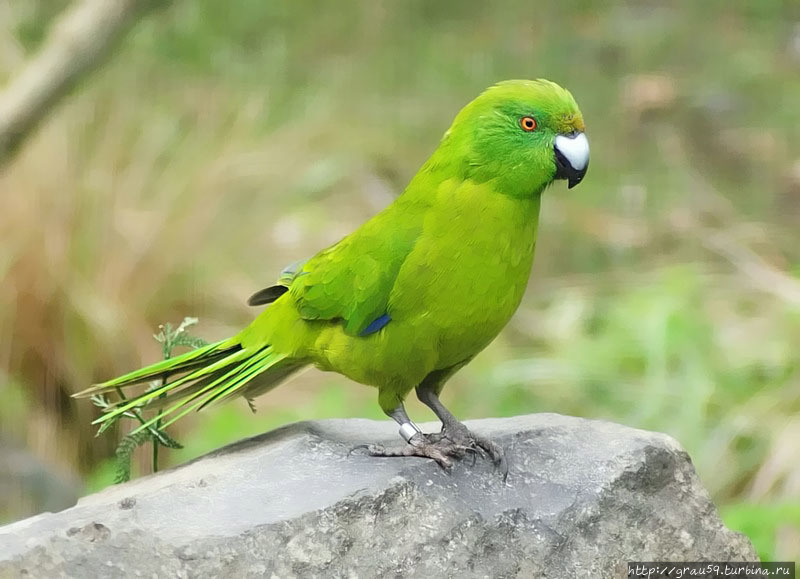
[409,139,552,202]
[398,158,542,246]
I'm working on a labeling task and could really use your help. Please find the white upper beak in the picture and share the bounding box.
[554,132,590,172]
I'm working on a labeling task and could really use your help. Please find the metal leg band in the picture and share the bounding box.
[398,422,422,443]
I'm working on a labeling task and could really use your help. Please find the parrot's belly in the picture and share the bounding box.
[401,233,536,369]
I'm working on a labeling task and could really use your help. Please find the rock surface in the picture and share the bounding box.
[0,414,756,578]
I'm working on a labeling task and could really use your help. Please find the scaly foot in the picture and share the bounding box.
[429,421,508,479]
[359,422,508,479]
[359,435,476,470]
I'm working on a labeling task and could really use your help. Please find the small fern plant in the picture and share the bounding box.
[91,317,208,483]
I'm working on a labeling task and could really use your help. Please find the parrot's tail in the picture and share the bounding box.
[73,337,304,435]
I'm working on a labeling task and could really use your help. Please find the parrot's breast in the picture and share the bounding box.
[296,180,541,393]
[389,184,541,369]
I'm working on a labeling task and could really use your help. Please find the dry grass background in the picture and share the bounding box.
[0,0,799,559]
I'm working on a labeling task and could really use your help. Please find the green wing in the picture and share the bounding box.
[288,217,420,336]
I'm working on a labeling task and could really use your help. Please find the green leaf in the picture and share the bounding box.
[151,427,184,449]
[114,430,151,484]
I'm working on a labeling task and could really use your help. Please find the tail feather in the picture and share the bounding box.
[205,360,303,408]
[192,348,287,413]
[140,367,233,410]
[126,347,285,435]
[74,337,240,397]
[93,347,254,426]
[73,335,303,435]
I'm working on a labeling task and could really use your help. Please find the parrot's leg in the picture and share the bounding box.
[361,368,507,475]
[385,404,423,443]
[415,383,507,477]
[358,402,478,469]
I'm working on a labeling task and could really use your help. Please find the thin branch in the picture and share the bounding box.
[0,0,169,167]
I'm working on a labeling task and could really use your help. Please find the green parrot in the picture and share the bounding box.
[75,79,589,471]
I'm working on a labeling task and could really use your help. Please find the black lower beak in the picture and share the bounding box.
[554,147,588,189]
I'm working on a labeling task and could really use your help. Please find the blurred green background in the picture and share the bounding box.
[1,0,799,561]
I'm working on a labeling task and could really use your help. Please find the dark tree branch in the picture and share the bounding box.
[0,0,169,168]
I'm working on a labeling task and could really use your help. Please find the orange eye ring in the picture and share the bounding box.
[520,116,537,131]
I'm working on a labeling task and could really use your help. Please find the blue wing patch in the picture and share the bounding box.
[359,313,391,336]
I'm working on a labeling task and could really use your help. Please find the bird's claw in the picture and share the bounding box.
[433,423,509,480]
[354,424,507,479]
[356,439,454,470]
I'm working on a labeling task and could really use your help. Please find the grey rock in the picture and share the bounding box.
[0,414,756,578]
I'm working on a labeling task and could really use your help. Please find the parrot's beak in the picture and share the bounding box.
[554,132,589,188]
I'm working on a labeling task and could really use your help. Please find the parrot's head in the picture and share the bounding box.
[441,79,589,198]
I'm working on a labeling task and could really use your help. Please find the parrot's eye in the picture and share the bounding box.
[520,116,537,132]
